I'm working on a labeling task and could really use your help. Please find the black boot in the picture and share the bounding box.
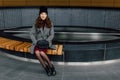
[50,64,56,76]
[44,66,51,76]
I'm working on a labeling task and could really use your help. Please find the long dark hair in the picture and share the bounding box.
[35,16,52,28]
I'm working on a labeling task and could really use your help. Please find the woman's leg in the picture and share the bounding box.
[40,51,56,76]
[35,50,46,68]
[39,51,52,67]
[35,50,52,76]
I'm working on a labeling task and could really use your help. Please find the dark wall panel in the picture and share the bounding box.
[88,9,105,27]
[0,8,120,29]
[105,9,120,29]
[48,8,55,24]
[54,8,71,26]
[21,8,38,26]
[71,8,88,26]
[3,8,22,29]
[0,10,4,29]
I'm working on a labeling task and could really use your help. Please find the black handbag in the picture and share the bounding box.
[36,40,49,49]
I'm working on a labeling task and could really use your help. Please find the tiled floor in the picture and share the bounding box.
[1,52,120,80]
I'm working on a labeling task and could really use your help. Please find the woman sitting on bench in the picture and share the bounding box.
[30,7,56,76]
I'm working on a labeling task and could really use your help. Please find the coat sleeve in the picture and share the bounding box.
[46,23,54,41]
[30,25,37,44]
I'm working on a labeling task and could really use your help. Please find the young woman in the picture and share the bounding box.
[30,7,56,76]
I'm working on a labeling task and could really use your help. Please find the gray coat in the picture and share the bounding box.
[30,23,56,54]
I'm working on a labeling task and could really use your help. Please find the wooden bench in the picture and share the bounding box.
[0,37,63,55]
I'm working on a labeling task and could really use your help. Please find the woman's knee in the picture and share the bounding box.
[35,50,40,55]
[39,51,46,56]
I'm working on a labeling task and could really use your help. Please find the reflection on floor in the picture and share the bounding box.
[1,51,120,80]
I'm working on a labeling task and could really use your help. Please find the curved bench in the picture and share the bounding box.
[0,37,63,55]
[1,26,120,62]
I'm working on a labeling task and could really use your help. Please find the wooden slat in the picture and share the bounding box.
[91,3,114,7]
[47,48,52,55]
[47,45,58,55]
[3,0,26,6]
[0,37,9,41]
[4,40,15,49]
[18,42,30,52]
[0,40,13,48]
[70,0,91,6]
[0,40,10,48]
[26,0,48,6]
[23,43,31,53]
[48,0,69,6]
[57,45,63,55]
[114,0,120,7]
[9,41,23,50]
[51,45,59,55]
[6,40,16,49]
[0,38,10,47]
[92,0,113,3]
[114,3,120,7]
[15,42,28,52]
[91,0,114,7]
[0,0,3,6]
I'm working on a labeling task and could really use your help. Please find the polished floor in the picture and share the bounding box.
[1,51,120,80]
